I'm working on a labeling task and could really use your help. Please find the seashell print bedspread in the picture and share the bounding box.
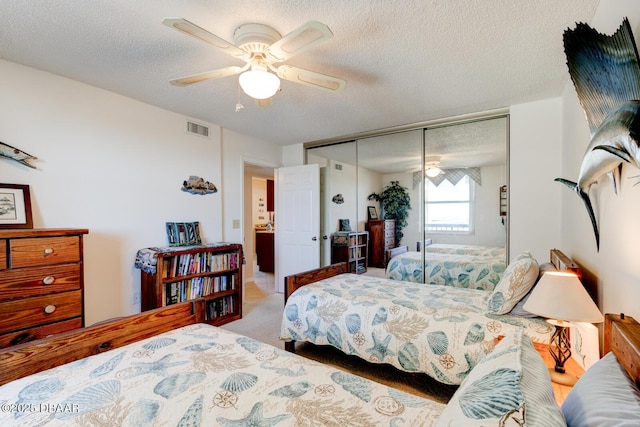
[386,251,507,291]
[424,243,506,258]
[0,324,445,426]
[280,274,553,385]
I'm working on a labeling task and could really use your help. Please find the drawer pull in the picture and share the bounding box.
[43,248,54,255]
[44,305,57,314]
[42,276,55,285]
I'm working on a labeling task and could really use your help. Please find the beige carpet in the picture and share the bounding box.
[221,270,457,404]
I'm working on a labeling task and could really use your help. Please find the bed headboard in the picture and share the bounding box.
[549,248,582,279]
[604,313,640,385]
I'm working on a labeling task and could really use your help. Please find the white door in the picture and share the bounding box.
[275,164,320,293]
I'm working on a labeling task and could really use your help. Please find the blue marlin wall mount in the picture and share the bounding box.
[556,18,640,251]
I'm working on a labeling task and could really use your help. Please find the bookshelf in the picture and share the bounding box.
[331,231,368,274]
[139,243,242,326]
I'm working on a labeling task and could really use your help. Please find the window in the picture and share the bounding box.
[425,175,473,233]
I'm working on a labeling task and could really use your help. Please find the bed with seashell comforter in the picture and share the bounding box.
[0,304,444,426]
[385,246,507,290]
[281,249,582,386]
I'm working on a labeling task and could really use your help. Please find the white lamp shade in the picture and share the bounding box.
[523,271,604,323]
[239,70,280,99]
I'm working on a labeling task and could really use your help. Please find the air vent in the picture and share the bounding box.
[335,163,342,171]
[186,121,209,137]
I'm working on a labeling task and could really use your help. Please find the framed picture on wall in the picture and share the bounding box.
[367,206,378,220]
[0,183,33,229]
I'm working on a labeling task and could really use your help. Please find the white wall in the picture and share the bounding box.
[509,97,564,262]
[560,0,640,322]
[0,60,282,324]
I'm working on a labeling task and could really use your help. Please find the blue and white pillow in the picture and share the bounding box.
[488,251,539,314]
[436,329,565,426]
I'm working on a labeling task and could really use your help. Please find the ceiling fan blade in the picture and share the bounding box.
[170,66,245,86]
[266,21,333,62]
[276,65,346,92]
[163,17,250,61]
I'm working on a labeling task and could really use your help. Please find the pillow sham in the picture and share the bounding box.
[509,262,556,317]
[561,351,640,426]
[488,251,539,314]
[436,329,565,427]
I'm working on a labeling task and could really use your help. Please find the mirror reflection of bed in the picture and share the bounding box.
[306,115,508,282]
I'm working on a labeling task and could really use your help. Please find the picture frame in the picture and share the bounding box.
[367,206,378,220]
[166,221,201,246]
[0,184,33,229]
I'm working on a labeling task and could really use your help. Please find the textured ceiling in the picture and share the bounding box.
[0,0,599,146]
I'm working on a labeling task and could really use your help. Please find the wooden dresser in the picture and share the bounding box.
[366,219,395,267]
[0,228,88,348]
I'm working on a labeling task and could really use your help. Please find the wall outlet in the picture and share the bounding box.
[132,291,140,305]
[232,219,240,229]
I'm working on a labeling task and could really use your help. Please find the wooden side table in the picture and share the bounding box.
[533,342,585,405]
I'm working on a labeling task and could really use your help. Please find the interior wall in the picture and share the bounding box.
[560,0,640,321]
[509,97,564,262]
[0,59,283,324]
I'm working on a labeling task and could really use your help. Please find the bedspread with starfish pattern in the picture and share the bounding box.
[0,324,445,426]
[280,274,553,385]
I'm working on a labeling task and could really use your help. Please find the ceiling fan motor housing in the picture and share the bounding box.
[234,23,281,54]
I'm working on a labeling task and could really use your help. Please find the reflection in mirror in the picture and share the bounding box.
[307,141,357,267]
[423,116,508,259]
[357,130,423,274]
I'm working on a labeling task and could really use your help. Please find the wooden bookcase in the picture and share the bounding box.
[140,243,242,326]
[331,231,368,274]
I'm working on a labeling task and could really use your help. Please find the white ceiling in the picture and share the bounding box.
[0,0,599,147]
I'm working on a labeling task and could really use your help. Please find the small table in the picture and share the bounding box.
[533,342,585,405]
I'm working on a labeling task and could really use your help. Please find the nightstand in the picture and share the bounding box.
[533,342,585,405]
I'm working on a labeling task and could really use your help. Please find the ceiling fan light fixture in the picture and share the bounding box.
[425,156,443,177]
[239,69,280,99]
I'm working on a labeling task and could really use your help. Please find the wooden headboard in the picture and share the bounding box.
[605,313,640,385]
[549,248,582,280]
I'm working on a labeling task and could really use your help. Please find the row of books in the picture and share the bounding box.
[206,296,235,319]
[165,275,236,305]
[165,251,240,278]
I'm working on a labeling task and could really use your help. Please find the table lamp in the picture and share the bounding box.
[523,271,603,385]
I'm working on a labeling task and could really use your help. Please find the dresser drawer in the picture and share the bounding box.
[384,237,395,248]
[0,264,81,301]
[0,317,82,348]
[0,290,82,334]
[9,236,81,268]
[384,228,395,238]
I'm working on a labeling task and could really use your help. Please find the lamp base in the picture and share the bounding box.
[548,367,578,386]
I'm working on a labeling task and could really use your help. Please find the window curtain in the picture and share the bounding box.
[413,167,482,189]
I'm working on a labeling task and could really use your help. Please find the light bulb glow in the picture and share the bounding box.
[239,70,280,99]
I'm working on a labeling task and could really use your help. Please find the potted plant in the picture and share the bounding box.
[368,181,411,246]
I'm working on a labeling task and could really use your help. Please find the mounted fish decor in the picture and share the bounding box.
[556,18,640,250]
[0,141,37,169]
[332,193,344,204]
[181,175,217,195]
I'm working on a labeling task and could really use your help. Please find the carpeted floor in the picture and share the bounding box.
[220,266,457,403]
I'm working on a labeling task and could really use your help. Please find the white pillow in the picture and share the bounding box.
[436,329,565,426]
[488,251,539,314]
[562,351,640,426]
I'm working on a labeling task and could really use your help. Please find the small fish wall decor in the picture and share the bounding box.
[332,193,344,204]
[182,176,217,195]
[0,141,37,169]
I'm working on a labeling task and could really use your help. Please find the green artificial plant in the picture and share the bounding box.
[368,180,411,246]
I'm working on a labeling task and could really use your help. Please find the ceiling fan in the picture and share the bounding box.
[162,18,347,101]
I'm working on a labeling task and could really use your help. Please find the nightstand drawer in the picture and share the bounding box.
[0,264,81,301]
[9,236,81,268]
[0,290,82,334]
[0,317,83,348]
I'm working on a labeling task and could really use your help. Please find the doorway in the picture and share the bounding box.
[243,161,276,293]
